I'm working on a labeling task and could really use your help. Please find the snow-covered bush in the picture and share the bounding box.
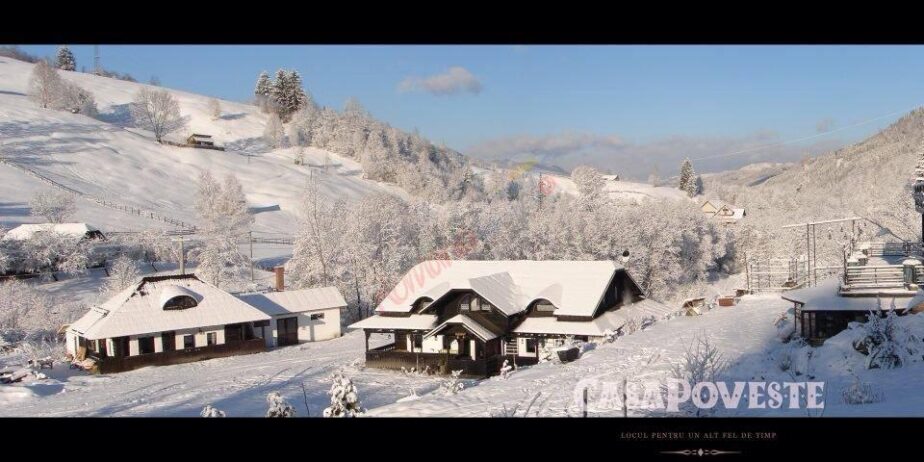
[265,392,296,418]
[775,310,795,343]
[499,359,514,379]
[441,370,465,395]
[323,372,365,417]
[668,333,726,416]
[841,376,884,405]
[640,315,657,331]
[200,404,226,417]
[854,310,921,369]
[28,60,63,109]
[602,329,618,343]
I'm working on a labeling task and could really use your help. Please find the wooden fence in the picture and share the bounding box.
[0,157,196,232]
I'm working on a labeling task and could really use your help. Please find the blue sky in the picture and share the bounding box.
[15,45,924,176]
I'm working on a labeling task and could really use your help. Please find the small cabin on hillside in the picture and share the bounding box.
[187,134,215,147]
[349,260,676,377]
[700,200,746,224]
[602,174,620,182]
[65,272,345,373]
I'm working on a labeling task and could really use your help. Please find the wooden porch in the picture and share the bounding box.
[364,344,537,378]
[91,338,266,374]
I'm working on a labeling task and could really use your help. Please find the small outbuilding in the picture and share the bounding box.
[186,133,215,147]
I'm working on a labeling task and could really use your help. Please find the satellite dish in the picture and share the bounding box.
[621,249,630,263]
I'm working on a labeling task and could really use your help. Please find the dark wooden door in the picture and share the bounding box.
[224,324,244,344]
[276,317,299,346]
[162,332,176,352]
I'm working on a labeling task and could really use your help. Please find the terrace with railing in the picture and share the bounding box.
[840,241,924,296]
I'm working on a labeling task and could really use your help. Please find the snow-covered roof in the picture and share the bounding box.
[425,314,498,341]
[70,274,271,340]
[238,287,346,316]
[781,279,924,312]
[376,260,632,318]
[349,314,438,331]
[189,133,213,139]
[511,300,676,336]
[1,223,99,241]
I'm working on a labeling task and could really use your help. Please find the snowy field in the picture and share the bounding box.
[4,291,919,417]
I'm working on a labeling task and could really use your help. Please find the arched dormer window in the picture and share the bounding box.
[159,286,202,311]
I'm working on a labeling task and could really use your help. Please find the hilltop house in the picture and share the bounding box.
[65,273,345,373]
[349,260,674,377]
[700,200,746,224]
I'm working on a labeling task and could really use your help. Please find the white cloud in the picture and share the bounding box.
[399,66,482,96]
[465,130,847,179]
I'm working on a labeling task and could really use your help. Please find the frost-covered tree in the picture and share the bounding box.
[678,158,697,197]
[59,82,96,115]
[130,88,186,143]
[100,254,139,297]
[0,279,75,344]
[270,69,308,122]
[263,113,285,148]
[571,165,606,210]
[265,392,296,417]
[55,46,76,71]
[29,190,76,223]
[200,404,226,417]
[28,60,63,109]
[254,71,272,111]
[207,98,221,120]
[323,372,365,417]
[191,172,254,288]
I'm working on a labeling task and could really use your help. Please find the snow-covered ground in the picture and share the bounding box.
[4,290,919,417]
[0,57,405,239]
[539,172,692,203]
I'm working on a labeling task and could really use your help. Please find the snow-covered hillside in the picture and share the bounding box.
[0,57,405,236]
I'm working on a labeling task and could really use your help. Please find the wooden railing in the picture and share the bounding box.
[844,265,906,289]
[868,241,919,257]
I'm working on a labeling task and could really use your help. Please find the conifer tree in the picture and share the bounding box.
[55,46,76,71]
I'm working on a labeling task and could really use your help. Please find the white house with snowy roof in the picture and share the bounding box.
[65,273,345,373]
[349,260,675,377]
[1,223,105,242]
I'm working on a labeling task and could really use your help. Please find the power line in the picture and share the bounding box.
[690,106,918,162]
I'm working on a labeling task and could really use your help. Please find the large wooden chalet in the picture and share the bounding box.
[65,273,345,373]
[349,260,674,377]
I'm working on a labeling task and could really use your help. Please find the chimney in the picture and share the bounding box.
[274,266,285,292]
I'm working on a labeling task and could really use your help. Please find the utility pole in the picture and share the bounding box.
[249,231,254,282]
[93,45,100,75]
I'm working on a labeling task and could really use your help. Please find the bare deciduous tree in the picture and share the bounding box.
[130,88,187,143]
[28,60,63,109]
[208,98,221,120]
[29,190,76,223]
